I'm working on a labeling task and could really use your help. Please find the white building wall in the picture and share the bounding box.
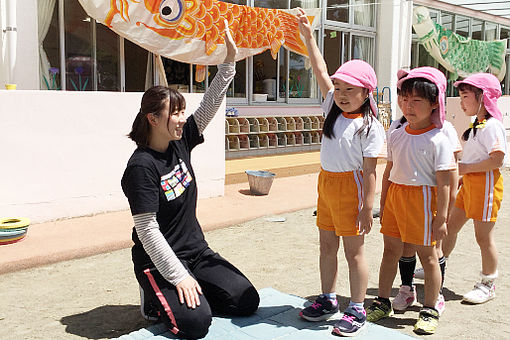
[0,0,39,89]
[376,0,414,119]
[0,91,225,223]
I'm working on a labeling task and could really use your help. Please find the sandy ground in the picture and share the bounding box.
[2,172,510,339]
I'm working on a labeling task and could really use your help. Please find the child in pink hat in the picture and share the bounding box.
[442,73,507,305]
[367,67,457,335]
[297,8,386,337]
[390,70,462,318]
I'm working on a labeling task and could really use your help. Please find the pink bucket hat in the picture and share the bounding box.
[330,59,378,117]
[396,67,447,129]
[454,73,502,122]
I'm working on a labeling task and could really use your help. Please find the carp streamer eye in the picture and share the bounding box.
[159,0,184,23]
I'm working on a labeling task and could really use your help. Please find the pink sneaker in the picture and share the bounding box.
[393,285,417,311]
[435,293,445,316]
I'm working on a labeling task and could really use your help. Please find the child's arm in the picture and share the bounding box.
[357,157,378,234]
[432,170,451,241]
[447,164,459,222]
[297,8,333,99]
[458,151,504,175]
[379,161,393,220]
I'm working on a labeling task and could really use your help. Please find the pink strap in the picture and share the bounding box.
[144,269,180,335]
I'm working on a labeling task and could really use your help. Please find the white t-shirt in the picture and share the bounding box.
[320,90,386,172]
[388,119,462,153]
[388,125,456,186]
[461,118,507,165]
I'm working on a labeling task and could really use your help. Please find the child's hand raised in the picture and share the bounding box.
[223,19,238,63]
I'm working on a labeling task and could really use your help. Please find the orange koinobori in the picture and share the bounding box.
[77,0,320,81]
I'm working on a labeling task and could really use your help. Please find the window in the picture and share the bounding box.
[40,0,137,91]
[353,0,375,27]
[485,22,498,41]
[324,29,343,75]
[351,35,374,65]
[327,0,349,23]
[440,12,453,31]
[163,59,191,92]
[501,26,510,48]
[124,40,148,92]
[455,16,470,38]
[326,0,375,28]
[428,10,439,23]
[252,0,288,102]
[501,26,510,41]
[40,2,60,90]
[64,2,93,91]
[96,24,121,91]
[472,19,483,40]
[288,0,321,101]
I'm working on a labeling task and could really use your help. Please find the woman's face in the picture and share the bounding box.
[332,79,368,114]
[459,89,481,116]
[150,99,187,142]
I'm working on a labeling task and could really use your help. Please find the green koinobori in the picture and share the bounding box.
[413,6,507,81]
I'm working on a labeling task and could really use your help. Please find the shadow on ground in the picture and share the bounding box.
[60,304,151,339]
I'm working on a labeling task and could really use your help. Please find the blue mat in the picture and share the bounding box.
[112,288,414,339]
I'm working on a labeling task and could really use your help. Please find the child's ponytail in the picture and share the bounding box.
[462,113,492,141]
[322,102,342,139]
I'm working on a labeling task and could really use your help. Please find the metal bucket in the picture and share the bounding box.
[245,170,276,195]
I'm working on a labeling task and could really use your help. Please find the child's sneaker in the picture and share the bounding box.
[414,267,425,280]
[332,306,366,337]
[435,293,446,316]
[366,298,393,322]
[414,307,439,335]
[463,281,496,304]
[392,285,416,311]
[300,295,339,321]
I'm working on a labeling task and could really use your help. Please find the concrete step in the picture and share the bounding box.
[225,151,321,185]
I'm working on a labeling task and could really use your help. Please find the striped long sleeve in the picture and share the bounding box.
[193,62,236,134]
[133,212,189,286]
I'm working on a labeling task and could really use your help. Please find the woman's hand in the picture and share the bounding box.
[356,207,373,235]
[296,8,313,40]
[176,275,203,309]
[223,19,238,63]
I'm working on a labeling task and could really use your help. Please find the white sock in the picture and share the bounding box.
[323,292,338,304]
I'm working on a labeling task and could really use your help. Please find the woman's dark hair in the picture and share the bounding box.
[322,93,373,139]
[128,86,186,147]
[458,83,486,141]
[400,77,438,104]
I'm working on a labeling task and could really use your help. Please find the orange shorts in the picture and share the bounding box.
[381,183,437,246]
[316,169,363,237]
[455,169,503,222]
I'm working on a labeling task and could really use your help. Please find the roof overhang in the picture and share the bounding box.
[415,0,510,26]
